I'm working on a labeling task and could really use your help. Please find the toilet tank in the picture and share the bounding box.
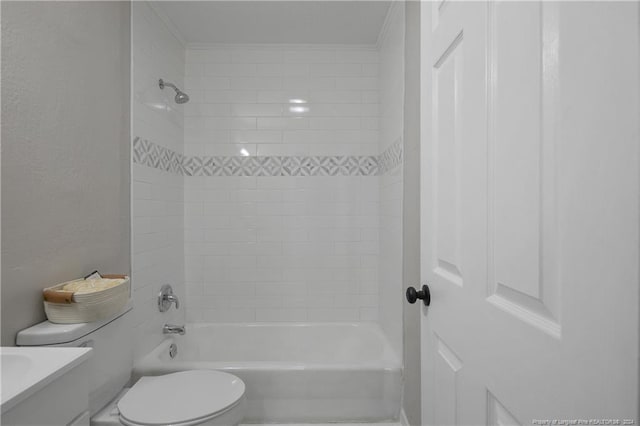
[17,303,134,415]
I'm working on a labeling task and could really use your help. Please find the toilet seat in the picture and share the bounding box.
[117,370,245,426]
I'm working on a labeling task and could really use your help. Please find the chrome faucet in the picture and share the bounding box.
[158,284,180,312]
[163,324,186,335]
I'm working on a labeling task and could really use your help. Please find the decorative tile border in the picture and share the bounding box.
[378,139,403,175]
[133,137,184,174]
[133,137,402,177]
[182,154,379,177]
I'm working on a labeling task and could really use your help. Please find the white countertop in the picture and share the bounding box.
[1,346,92,413]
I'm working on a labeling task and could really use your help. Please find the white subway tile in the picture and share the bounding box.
[231,103,283,117]
[361,117,380,130]
[230,77,282,90]
[232,49,283,63]
[202,117,257,130]
[360,228,380,241]
[282,77,335,90]
[334,49,379,63]
[204,63,257,76]
[284,49,336,63]
[362,90,379,103]
[200,242,230,255]
[206,143,258,157]
[254,63,283,76]
[230,189,283,203]
[228,242,282,255]
[282,63,310,76]
[257,228,308,242]
[185,63,205,77]
[359,307,379,321]
[335,77,378,90]
[204,90,258,104]
[309,117,361,130]
[255,308,307,321]
[202,283,255,296]
[174,45,390,325]
[205,228,257,242]
[335,241,379,255]
[307,90,361,104]
[199,308,255,322]
[362,63,379,77]
[281,242,334,255]
[186,49,231,63]
[183,103,231,117]
[255,282,306,296]
[309,63,362,77]
[308,228,361,242]
[229,130,283,144]
[204,176,257,189]
[133,181,153,199]
[202,202,245,216]
[257,117,309,130]
[307,308,359,322]
[306,281,359,295]
[300,103,363,117]
[257,90,310,104]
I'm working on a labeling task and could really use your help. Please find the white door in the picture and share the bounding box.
[419,1,639,425]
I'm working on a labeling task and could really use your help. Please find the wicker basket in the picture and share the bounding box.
[42,274,130,324]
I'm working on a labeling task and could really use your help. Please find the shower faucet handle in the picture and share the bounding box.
[158,284,180,312]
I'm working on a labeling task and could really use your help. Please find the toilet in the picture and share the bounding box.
[16,304,246,426]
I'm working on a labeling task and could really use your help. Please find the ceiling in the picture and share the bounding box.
[152,1,392,45]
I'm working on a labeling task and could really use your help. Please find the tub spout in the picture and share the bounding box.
[163,324,186,335]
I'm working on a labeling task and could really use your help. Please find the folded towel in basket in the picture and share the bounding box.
[61,278,125,294]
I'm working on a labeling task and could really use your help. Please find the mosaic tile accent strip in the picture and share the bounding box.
[378,139,403,175]
[133,137,184,175]
[182,154,380,177]
[133,137,402,177]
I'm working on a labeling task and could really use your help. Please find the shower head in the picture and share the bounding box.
[174,91,189,104]
[159,79,189,104]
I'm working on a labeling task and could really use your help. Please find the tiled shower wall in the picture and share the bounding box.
[130,6,405,349]
[181,46,384,322]
[131,2,185,361]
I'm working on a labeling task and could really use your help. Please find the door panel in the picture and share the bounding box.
[420,1,639,424]
[487,391,520,426]
[433,31,464,288]
[486,1,560,338]
[434,335,463,425]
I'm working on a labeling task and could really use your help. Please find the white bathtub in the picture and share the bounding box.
[133,323,402,423]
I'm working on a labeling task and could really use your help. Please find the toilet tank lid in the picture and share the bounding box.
[17,302,132,346]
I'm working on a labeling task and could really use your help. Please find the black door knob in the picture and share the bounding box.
[406,284,431,306]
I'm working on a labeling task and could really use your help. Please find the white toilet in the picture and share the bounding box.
[16,304,246,426]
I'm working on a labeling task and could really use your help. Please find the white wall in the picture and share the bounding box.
[182,45,382,323]
[378,1,405,357]
[1,1,131,346]
[131,2,185,361]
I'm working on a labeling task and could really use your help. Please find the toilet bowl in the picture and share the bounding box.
[92,372,246,426]
[117,370,245,426]
[16,304,246,426]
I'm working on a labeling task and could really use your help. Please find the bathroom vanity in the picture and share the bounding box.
[0,347,92,426]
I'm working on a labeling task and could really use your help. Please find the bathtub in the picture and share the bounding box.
[133,323,402,423]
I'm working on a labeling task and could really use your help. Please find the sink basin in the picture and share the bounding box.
[1,346,92,413]
[1,353,33,386]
